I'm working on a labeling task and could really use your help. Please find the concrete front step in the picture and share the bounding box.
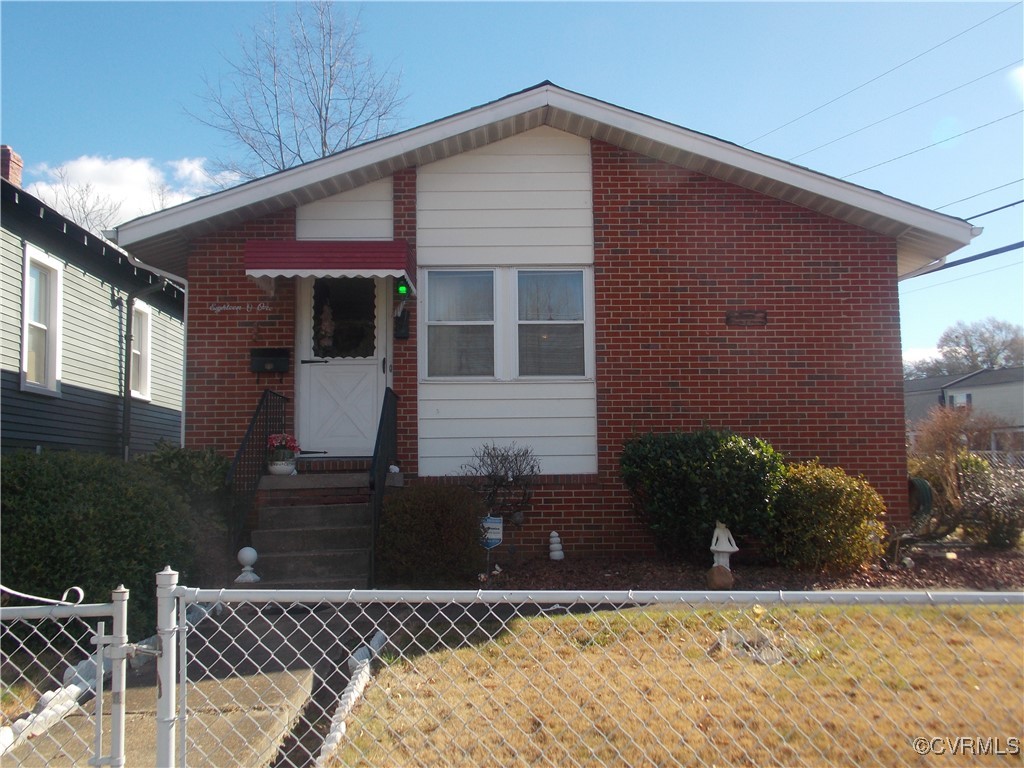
[256,549,370,583]
[258,502,371,530]
[252,524,371,554]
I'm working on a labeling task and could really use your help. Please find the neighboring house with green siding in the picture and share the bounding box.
[1,147,185,457]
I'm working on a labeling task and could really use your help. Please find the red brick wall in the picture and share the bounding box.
[587,140,909,532]
[392,168,419,475]
[185,210,297,454]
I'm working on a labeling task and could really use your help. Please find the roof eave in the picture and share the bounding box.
[116,82,977,277]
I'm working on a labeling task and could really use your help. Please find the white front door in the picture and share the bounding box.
[297,277,389,456]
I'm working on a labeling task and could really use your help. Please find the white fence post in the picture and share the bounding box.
[110,584,129,767]
[155,567,179,768]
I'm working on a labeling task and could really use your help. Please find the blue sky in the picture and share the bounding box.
[2,1,1022,362]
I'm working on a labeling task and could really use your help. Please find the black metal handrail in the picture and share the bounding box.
[368,387,399,587]
[226,389,288,550]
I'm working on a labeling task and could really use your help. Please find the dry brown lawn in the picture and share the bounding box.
[332,603,1023,767]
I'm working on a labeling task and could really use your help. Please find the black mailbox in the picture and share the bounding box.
[250,348,290,373]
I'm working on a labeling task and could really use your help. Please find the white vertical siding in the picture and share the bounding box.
[416,127,597,476]
[296,177,393,240]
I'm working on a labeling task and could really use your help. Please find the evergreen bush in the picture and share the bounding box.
[619,430,786,563]
[376,484,486,585]
[1,450,193,638]
[767,461,886,572]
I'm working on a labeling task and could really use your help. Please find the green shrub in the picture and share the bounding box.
[1,451,193,638]
[767,461,886,572]
[134,441,230,507]
[620,430,786,563]
[376,485,486,585]
[908,452,991,540]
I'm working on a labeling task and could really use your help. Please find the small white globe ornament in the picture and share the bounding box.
[235,546,261,583]
[549,531,564,561]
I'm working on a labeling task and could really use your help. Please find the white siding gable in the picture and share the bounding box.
[296,177,393,240]
[417,126,597,477]
[418,126,593,265]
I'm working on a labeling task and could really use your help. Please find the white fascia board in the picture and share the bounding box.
[546,88,975,247]
[118,82,973,251]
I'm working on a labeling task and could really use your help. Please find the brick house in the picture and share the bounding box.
[115,83,977,558]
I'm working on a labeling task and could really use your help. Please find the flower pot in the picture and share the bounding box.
[267,458,296,476]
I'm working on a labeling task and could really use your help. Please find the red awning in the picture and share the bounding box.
[244,240,414,291]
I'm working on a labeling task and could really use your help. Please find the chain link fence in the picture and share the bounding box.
[0,585,128,766]
[168,584,1022,768]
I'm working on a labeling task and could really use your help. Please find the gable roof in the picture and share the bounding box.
[115,81,978,280]
[2,177,185,314]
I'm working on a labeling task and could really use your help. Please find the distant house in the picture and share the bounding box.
[906,366,1024,451]
[115,83,977,553]
[1,146,185,457]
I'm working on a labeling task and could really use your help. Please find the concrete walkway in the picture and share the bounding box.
[6,656,314,767]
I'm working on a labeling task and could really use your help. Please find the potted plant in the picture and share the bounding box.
[267,433,299,475]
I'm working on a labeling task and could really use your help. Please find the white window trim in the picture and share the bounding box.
[422,266,594,381]
[20,243,63,396]
[131,300,153,400]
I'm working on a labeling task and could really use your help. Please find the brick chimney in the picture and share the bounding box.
[1,146,24,187]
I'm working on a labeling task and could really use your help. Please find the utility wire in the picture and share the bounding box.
[926,242,1023,273]
[787,60,1022,161]
[743,2,1021,147]
[902,259,1022,293]
[937,179,1023,210]
[840,110,1023,179]
[966,200,1024,220]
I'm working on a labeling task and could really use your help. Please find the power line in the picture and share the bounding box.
[936,179,1024,210]
[966,200,1024,220]
[787,60,1022,162]
[901,260,1022,294]
[902,241,1023,293]
[840,110,1023,179]
[743,2,1021,147]
[926,241,1023,272]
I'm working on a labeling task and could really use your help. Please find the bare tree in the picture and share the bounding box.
[904,317,1024,379]
[34,165,123,233]
[194,1,404,181]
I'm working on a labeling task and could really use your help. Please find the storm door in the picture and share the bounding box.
[297,276,388,456]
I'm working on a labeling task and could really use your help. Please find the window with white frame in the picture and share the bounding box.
[425,267,589,379]
[21,243,63,395]
[517,270,585,376]
[130,301,152,399]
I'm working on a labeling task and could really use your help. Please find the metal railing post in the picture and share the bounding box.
[110,584,129,767]
[155,567,179,767]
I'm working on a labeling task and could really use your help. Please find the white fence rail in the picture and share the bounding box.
[160,574,1023,768]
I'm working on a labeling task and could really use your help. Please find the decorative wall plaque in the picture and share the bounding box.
[726,309,768,327]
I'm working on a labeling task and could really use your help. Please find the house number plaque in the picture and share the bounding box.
[725,309,768,327]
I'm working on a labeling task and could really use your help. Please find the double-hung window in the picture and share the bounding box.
[425,267,589,379]
[21,243,63,395]
[427,270,495,377]
[517,270,585,377]
[130,301,152,399]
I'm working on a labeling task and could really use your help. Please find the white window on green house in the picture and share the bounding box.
[21,243,63,395]
[131,301,152,399]
[425,267,590,380]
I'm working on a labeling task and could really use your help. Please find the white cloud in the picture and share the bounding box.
[903,346,939,363]
[26,154,230,224]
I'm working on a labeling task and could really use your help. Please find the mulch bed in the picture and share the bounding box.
[481,545,1024,592]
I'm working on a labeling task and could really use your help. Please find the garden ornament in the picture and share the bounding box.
[710,521,738,570]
